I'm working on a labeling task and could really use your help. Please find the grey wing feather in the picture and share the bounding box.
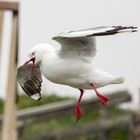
[17,63,42,100]
[53,26,137,39]
[56,37,96,58]
[52,26,137,59]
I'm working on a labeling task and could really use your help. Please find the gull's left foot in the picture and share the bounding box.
[90,83,110,106]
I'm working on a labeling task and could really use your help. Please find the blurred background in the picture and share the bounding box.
[1,0,140,107]
[0,0,140,140]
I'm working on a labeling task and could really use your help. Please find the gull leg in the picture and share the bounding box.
[75,89,84,121]
[90,84,110,106]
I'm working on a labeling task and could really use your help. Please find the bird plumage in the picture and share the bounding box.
[17,63,42,100]
[17,25,137,121]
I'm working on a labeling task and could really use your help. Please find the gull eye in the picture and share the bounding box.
[31,52,35,56]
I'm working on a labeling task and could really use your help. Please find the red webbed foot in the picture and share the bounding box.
[90,83,110,106]
[75,104,83,121]
[96,91,110,106]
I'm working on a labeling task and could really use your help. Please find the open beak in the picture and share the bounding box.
[22,57,36,76]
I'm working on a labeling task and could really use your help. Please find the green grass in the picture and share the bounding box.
[0,98,4,114]
[110,128,128,140]
[22,105,130,140]
[23,109,100,139]
[0,94,70,114]
[0,94,131,140]
[17,94,70,109]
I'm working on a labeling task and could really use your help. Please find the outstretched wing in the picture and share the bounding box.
[52,26,137,59]
[53,26,137,38]
[17,63,42,100]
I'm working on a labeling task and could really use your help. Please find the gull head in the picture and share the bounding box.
[22,44,54,75]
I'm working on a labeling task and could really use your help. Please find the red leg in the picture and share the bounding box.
[75,89,84,121]
[90,84,110,106]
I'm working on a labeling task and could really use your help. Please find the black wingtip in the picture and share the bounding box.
[131,29,138,32]
[128,26,138,32]
[114,26,138,33]
[129,26,138,29]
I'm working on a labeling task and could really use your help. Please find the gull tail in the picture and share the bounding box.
[111,77,125,84]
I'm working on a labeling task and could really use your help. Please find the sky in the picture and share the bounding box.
[0,0,140,108]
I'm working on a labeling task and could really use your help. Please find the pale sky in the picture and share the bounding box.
[0,0,140,108]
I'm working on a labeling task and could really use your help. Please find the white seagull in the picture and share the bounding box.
[17,26,137,121]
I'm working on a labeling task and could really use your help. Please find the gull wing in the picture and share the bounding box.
[17,63,42,100]
[52,26,137,59]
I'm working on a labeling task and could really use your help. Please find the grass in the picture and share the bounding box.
[23,109,100,139]
[110,128,128,140]
[22,105,130,140]
[17,94,70,109]
[0,94,69,114]
[0,93,131,140]
[0,98,4,114]
[21,102,130,140]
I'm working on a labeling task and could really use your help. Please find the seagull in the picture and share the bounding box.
[17,26,137,121]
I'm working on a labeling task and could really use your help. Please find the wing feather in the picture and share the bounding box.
[17,63,42,100]
[53,26,137,39]
[52,26,137,60]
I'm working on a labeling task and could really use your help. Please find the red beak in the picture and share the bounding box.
[22,57,36,76]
